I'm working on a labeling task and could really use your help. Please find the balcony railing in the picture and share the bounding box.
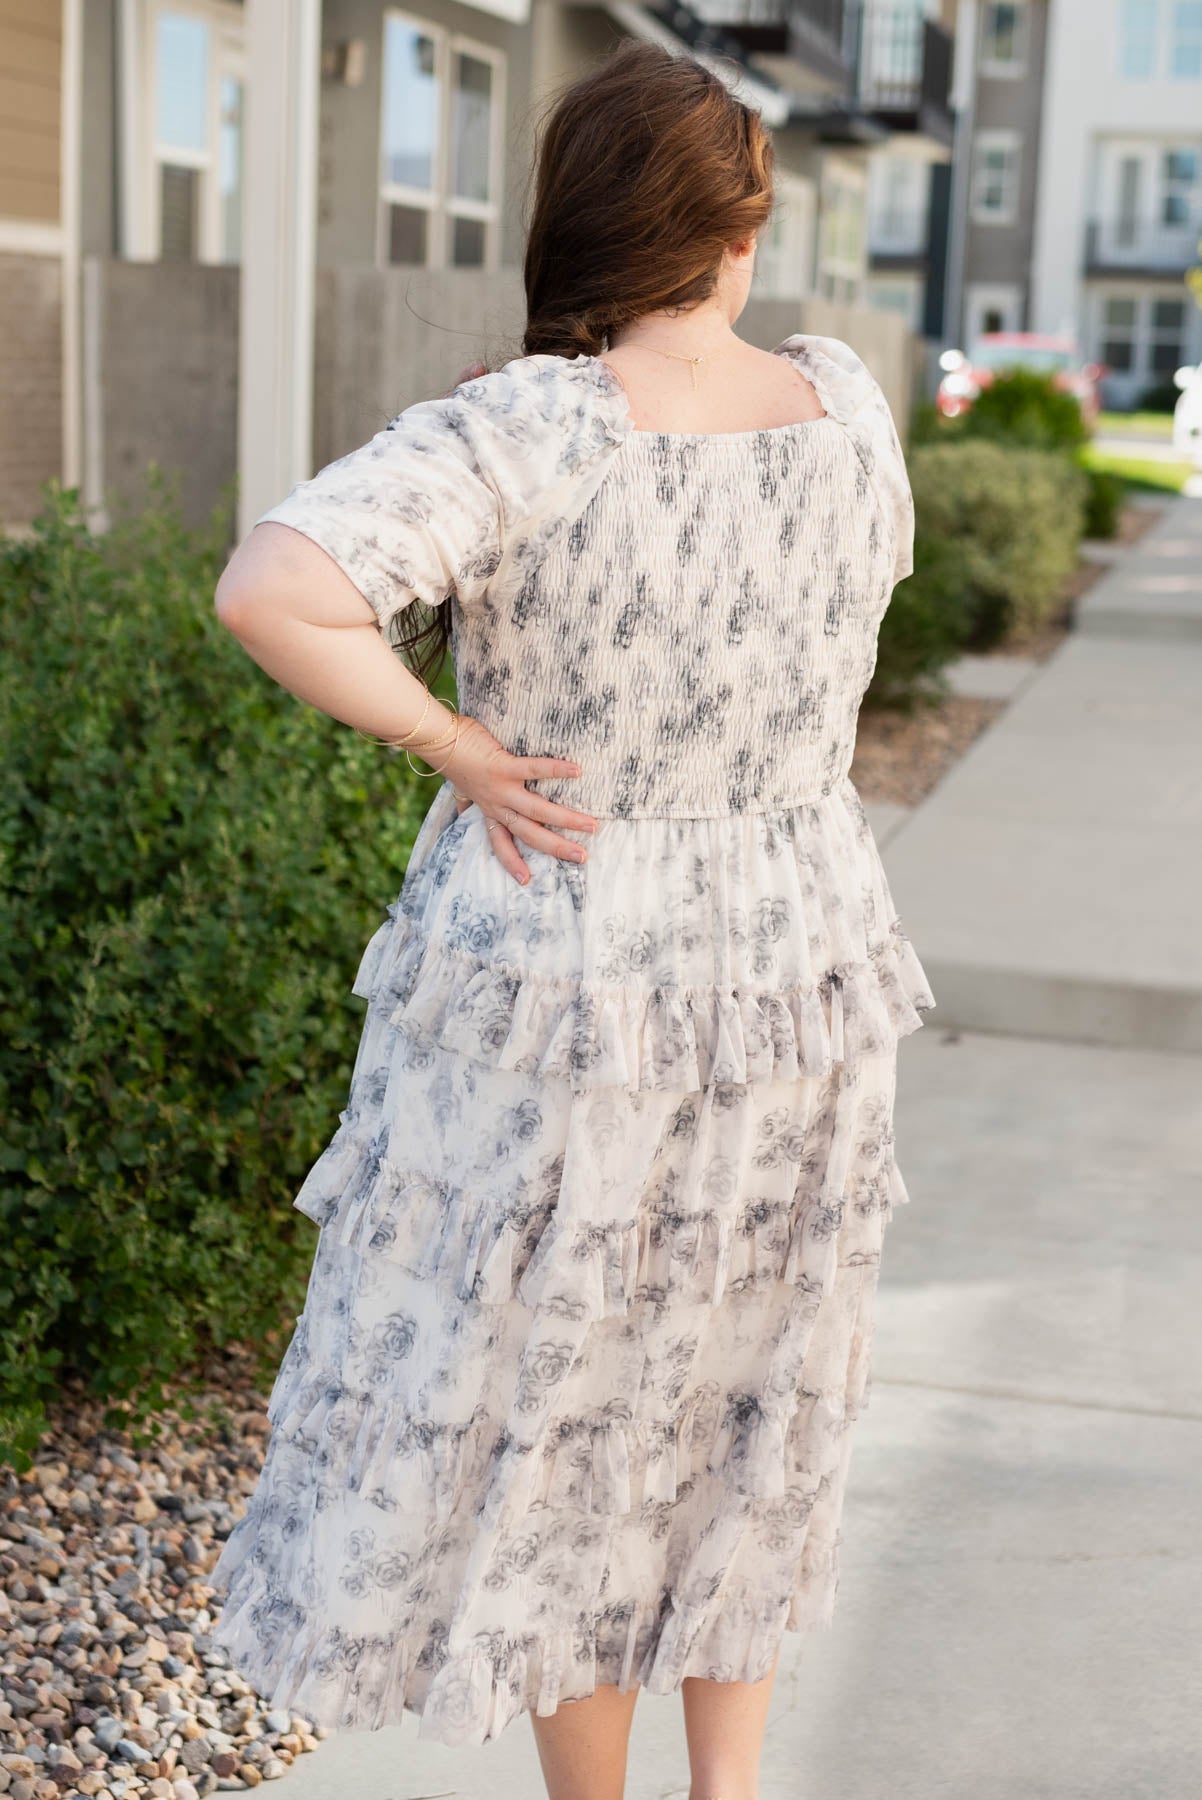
[1084,216,1202,274]
[700,1,953,135]
[692,0,857,78]
[853,8,953,133]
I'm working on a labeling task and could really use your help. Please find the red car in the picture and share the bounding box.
[937,333,1104,424]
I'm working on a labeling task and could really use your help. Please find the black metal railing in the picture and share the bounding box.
[853,7,953,117]
[699,0,855,81]
[697,0,953,127]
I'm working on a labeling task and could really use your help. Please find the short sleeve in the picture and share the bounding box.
[257,356,630,640]
[258,390,505,639]
[774,332,915,586]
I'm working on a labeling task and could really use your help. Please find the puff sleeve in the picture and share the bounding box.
[256,355,630,639]
[775,332,915,587]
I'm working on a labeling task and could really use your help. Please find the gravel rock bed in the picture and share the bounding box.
[0,1358,324,1800]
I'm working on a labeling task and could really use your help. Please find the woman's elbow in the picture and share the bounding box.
[214,543,277,640]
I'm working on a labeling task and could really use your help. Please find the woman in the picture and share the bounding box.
[210,37,934,1800]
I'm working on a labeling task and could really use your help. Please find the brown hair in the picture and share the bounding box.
[523,40,775,359]
[400,39,775,683]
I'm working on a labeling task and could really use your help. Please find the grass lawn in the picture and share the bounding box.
[1095,410,1176,439]
[1081,441,1192,494]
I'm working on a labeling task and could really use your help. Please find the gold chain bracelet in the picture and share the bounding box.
[406,710,463,777]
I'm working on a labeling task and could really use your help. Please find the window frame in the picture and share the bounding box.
[134,0,245,264]
[979,1,1029,78]
[1171,0,1202,76]
[816,158,867,305]
[1118,0,1161,78]
[1094,288,1190,383]
[756,170,816,300]
[376,9,507,272]
[970,130,1021,226]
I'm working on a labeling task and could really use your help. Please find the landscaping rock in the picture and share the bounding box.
[1,1364,321,1795]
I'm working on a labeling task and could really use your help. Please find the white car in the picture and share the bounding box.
[1173,364,1202,470]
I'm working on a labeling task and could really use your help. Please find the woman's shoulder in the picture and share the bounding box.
[439,350,630,465]
[773,332,913,583]
[772,331,896,426]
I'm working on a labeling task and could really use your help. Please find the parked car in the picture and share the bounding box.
[1172,364,1202,470]
[936,333,1104,425]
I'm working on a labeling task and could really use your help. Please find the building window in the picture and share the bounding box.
[868,153,929,255]
[816,166,866,304]
[756,173,816,300]
[1171,1,1202,74]
[149,2,244,263]
[1100,295,1138,370]
[1119,0,1160,77]
[1097,292,1188,386]
[379,12,504,270]
[1150,295,1187,371]
[980,2,1028,75]
[970,132,1020,223]
[1162,146,1200,223]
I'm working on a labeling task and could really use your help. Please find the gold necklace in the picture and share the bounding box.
[621,341,731,390]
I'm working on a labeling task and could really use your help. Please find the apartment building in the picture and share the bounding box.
[0,0,935,531]
[861,0,958,337]
[1031,0,1202,407]
[943,0,1201,407]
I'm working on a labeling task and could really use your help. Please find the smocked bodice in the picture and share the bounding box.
[452,416,891,820]
[255,332,933,1096]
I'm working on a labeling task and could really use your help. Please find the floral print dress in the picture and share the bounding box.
[210,333,936,1747]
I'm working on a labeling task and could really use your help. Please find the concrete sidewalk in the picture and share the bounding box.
[882,495,1202,1055]
[274,1028,1202,1800]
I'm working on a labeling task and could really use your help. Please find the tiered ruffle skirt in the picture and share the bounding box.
[212,774,935,1745]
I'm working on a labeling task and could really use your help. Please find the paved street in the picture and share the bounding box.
[277,499,1202,1800]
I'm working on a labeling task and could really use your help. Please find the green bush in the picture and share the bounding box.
[958,366,1090,452]
[0,487,431,1463]
[1136,380,1183,413]
[904,439,1086,649]
[1082,466,1124,539]
[867,535,974,710]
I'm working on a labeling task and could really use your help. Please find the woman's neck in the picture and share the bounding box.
[608,304,739,361]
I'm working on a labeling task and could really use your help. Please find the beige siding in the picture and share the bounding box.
[0,3,61,224]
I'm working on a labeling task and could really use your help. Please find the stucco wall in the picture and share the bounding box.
[83,258,239,528]
[0,252,63,526]
[314,271,916,469]
[314,264,527,464]
[73,258,915,534]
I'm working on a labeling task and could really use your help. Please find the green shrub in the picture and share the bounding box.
[0,487,432,1463]
[1082,466,1123,539]
[905,439,1086,648]
[867,536,974,710]
[1136,380,1183,413]
[905,397,947,448]
[958,367,1090,452]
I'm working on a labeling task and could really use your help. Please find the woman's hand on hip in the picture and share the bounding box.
[445,716,597,885]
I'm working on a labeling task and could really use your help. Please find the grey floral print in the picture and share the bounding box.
[211,335,935,1748]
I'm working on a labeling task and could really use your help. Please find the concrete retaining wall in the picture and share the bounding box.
[82,257,239,530]
[75,261,918,528]
[0,252,63,528]
[314,271,918,466]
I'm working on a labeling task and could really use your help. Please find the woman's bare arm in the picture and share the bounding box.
[214,521,598,884]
